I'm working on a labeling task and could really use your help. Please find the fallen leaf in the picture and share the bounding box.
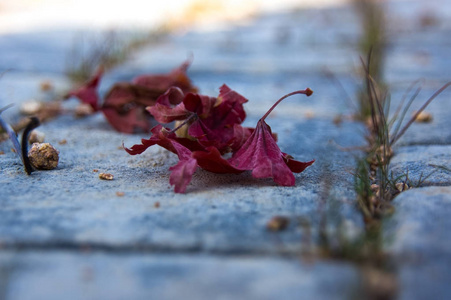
[66,67,103,111]
[229,88,314,186]
[125,87,314,192]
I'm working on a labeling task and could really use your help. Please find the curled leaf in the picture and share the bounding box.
[147,87,190,123]
[229,88,314,186]
[229,120,298,186]
[67,61,197,133]
[125,86,314,192]
[101,83,159,133]
[168,142,198,193]
[65,67,103,111]
[192,146,243,174]
[125,124,203,193]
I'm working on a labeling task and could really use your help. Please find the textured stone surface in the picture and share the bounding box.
[0,111,363,253]
[0,3,365,255]
[390,145,451,186]
[0,251,360,300]
[388,86,451,146]
[386,187,451,300]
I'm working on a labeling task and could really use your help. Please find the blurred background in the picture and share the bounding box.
[0,0,350,33]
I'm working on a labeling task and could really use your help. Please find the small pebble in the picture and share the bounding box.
[304,110,315,119]
[58,139,67,145]
[370,184,380,197]
[154,201,160,208]
[333,114,343,126]
[0,133,8,142]
[20,100,42,115]
[74,103,95,118]
[116,191,125,197]
[40,80,54,91]
[28,143,59,170]
[395,182,409,192]
[28,130,45,144]
[93,169,99,173]
[266,216,290,231]
[414,111,433,123]
[99,173,114,180]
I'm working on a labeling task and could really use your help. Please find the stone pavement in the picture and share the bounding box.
[0,1,450,299]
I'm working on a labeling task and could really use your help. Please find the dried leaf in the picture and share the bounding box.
[125,87,314,192]
[66,67,103,111]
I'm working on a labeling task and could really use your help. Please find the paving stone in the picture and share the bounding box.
[0,109,364,253]
[385,186,451,300]
[390,145,451,186]
[386,86,451,146]
[0,251,360,300]
[0,2,366,256]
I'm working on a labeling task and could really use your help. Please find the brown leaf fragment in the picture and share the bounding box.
[28,130,45,144]
[266,216,290,231]
[99,173,114,180]
[414,111,433,123]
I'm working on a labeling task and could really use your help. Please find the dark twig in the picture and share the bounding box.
[21,117,40,175]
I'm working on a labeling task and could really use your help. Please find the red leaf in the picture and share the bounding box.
[215,84,248,126]
[147,87,190,123]
[229,88,314,186]
[133,60,196,94]
[125,125,201,193]
[229,125,254,152]
[101,61,196,133]
[184,85,249,152]
[283,153,315,173]
[229,120,297,186]
[168,142,198,193]
[66,67,103,111]
[124,125,172,155]
[101,83,159,133]
[183,93,216,118]
[125,87,314,193]
[187,118,234,152]
[192,146,244,174]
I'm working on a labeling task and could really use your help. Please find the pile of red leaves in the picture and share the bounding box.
[68,62,314,193]
[66,61,197,133]
[125,85,315,193]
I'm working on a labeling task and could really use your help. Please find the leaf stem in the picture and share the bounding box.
[169,113,197,134]
[261,88,313,121]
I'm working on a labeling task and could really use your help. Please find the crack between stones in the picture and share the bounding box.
[0,241,301,258]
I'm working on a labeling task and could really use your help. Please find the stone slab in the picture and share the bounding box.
[385,186,451,300]
[0,251,360,300]
[389,145,451,186]
[0,109,364,253]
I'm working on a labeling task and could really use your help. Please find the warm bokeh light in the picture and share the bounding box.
[0,0,350,33]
